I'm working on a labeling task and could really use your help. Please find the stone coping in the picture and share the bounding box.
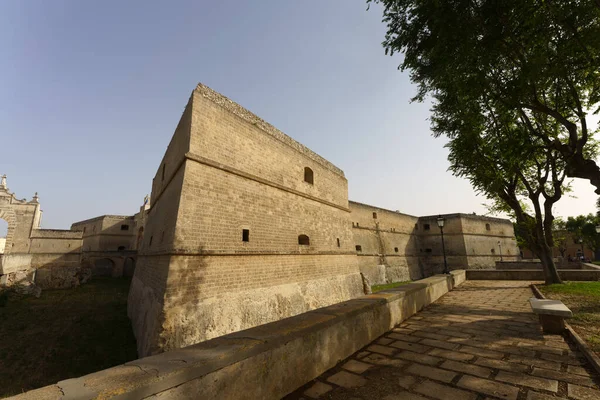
[10,271,465,400]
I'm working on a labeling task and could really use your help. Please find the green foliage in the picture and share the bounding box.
[367,0,600,191]
[566,213,600,253]
[366,0,600,282]
[552,218,569,257]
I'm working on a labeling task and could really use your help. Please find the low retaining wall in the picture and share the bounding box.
[467,269,600,281]
[495,261,581,270]
[581,263,600,271]
[11,271,466,400]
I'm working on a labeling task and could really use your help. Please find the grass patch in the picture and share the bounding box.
[538,281,600,358]
[541,281,600,297]
[0,278,137,398]
[372,281,411,293]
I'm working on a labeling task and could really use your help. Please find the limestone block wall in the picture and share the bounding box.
[129,84,363,357]
[350,202,421,285]
[71,215,136,252]
[415,215,468,275]
[28,229,84,289]
[458,215,519,268]
[0,187,41,275]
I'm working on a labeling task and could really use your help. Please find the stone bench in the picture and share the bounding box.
[529,298,573,334]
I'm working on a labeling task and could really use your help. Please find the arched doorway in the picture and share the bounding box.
[92,258,115,277]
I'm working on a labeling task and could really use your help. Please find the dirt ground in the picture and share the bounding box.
[0,278,137,398]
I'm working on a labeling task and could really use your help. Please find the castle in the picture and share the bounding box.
[0,84,519,357]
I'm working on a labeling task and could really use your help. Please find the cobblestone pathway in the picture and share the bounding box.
[287,281,600,400]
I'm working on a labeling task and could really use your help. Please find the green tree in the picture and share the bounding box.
[552,218,569,258]
[447,109,565,283]
[368,0,600,282]
[367,0,600,189]
[566,214,600,258]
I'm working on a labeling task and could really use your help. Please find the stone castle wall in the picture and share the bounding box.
[128,85,363,356]
[349,201,421,284]
[2,83,522,359]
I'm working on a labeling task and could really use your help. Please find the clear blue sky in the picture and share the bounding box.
[0,0,597,233]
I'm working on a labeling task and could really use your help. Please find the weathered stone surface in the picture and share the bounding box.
[414,380,477,400]
[568,383,600,400]
[457,375,520,400]
[303,381,332,399]
[406,363,457,383]
[495,370,558,392]
[341,360,371,374]
[326,371,367,388]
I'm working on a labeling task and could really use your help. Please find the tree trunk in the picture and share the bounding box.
[538,244,563,285]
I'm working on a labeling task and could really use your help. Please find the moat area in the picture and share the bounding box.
[0,278,137,398]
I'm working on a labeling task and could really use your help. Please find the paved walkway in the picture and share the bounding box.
[287,281,600,400]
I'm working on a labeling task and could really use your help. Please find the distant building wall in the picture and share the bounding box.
[71,215,136,252]
[349,201,421,284]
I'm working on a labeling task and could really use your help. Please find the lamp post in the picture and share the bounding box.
[498,240,503,261]
[595,226,600,260]
[579,238,584,260]
[437,215,449,274]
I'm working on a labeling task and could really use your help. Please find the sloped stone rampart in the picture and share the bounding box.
[10,271,465,400]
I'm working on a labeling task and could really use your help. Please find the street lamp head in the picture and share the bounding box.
[579,238,583,244]
[437,215,445,228]
[596,225,600,234]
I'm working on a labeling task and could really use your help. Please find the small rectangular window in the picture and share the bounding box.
[425,248,432,253]
[355,245,362,252]
[373,212,377,219]
[424,224,430,230]
[337,238,340,247]
[121,224,129,231]
[149,236,153,247]
[394,247,399,253]
[242,229,250,242]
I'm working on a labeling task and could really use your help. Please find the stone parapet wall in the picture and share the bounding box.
[581,262,600,271]
[30,229,83,239]
[11,271,466,400]
[466,269,600,281]
[495,261,581,270]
